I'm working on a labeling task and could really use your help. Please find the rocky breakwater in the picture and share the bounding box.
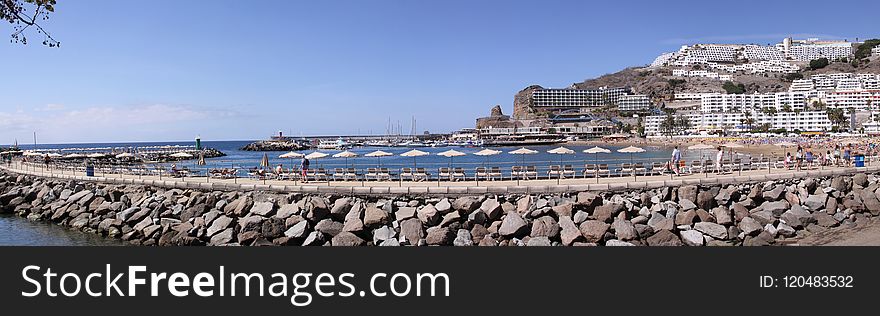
[240,140,307,152]
[1,170,879,246]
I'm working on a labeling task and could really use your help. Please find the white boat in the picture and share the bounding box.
[401,141,428,148]
[431,141,449,147]
[317,138,351,150]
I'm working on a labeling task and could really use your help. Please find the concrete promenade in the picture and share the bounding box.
[2,161,876,196]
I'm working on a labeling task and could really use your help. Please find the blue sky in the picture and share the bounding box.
[1,0,878,143]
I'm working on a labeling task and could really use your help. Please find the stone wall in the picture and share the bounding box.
[1,170,879,246]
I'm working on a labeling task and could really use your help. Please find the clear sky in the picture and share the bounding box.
[1,0,878,144]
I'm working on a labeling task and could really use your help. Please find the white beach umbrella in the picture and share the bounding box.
[333,150,359,169]
[547,146,575,184]
[471,149,501,185]
[400,149,429,170]
[279,151,304,159]
[617,146,646,180]
[365,150,393,168]
[584,146,611,183]
[305,151,329,160]
[508,147,538,185]
[437,149,467,171]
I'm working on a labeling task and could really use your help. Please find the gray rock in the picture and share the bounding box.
[284,220,310,239]
[678,185,698,203]
[572,211,589,224]
[452,196,481,212]
[439,211,461,227]
[498,212,529,237]
[612,218,637,241]
[558,216,583,246]
[647,212,674,232]
[330,198,352,219]
[605,240,635,246]
[680,230,705,246]
[399,218,424,244]
[395,207,417,221]
[373,226,396,244]
[314,219,344,236]
[526,236,552,246]
[763,185,785,201]
[551,203,574,218]
[646,229,682,246]
[249,201,275,217]
[426,227,453,245]
[679,199,697,212]
[302,231,324,246]
[762,200,790,216]
[363,206,389,227]
[479,199,503,220]
[417,205,440,226]
[379,239,400,246]
[813,212,838,227]
[206,215,233,237]
[750,210,776,226]
[434,199,452,213]
[277,204,299,219]
[694,222,728,240]
[453,229,474,246]
[776,223,796,238]
[738,217,763,236]
[530,216,559,238]
[209,228,234,245]
[331,232,365,246]
[712,206,732,225]
[696,191,716,210]
[579,220,609,243]
[780,206,813,228]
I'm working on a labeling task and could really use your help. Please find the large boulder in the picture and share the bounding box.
[677,185,698,203]
[579,220,609,243]
[803,194,827,212]
[611,218,637,241]
[331,232,366,246]
[499,212,529,237]
[646,230,682,246]
[363,206,389,227]
[558,216,584,246]
[530,216,559,238]
[694,222,728,240]
[680,230,705,246]
[399,218,425,245]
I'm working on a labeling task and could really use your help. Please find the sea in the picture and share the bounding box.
[13,140,707,172]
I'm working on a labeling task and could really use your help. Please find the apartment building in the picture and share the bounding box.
[742,45,785,61]
[826,90,880,111]
[531,87,632,112]
[672,69,733,81]
[699,93,776,113]
[617,94,652,111]
[644,111,832,135]
[778,38,854,61]
[789,79,815,92]
[873,46,880,56]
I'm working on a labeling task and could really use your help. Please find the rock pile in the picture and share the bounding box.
[1,171,878,246]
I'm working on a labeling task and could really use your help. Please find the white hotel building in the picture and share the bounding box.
[645,111,832,136]
[617,94,651,111]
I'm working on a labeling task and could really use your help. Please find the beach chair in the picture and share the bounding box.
[489,167,502,180]
[619,163,633,177]
[651,162,664,175]
[365,168,378,181]
[583,164,597,178]
[634,163,647,176]
[344,168,358,181]
[562,165,575,179]
[475,167,489,181]
[378,168,392,181]
[399,168,414,181]
[548,165,562,179]
[438,167,452,181]
[332,168,346,181]
[414,168,430,181]
[452,167,466,181]
[511,166,525,180]
[314,168,328,181]
[690,160,703,174]
[597,164,610,177]
[525,166,538,180]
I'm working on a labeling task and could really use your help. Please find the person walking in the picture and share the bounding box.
[671,145,682,176]
[300,157,310,183]
[715,146,723,174]
[795,146,803,171]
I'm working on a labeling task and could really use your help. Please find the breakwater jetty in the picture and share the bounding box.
[1,168,879,246]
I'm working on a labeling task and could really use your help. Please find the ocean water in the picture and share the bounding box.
[0,214,125,246]
[16,140,715,174]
